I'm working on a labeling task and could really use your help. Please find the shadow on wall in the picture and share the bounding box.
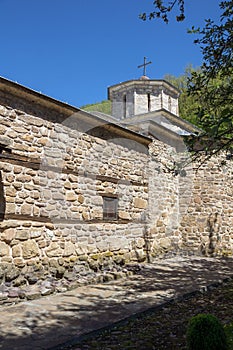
[200,213,220,256]
[207,212,219,255]
[0,171,6,221]
[143,225,152,263]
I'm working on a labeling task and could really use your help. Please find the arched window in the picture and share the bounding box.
[168,96,172,112]
[147,93,151,112]
[123,94,127,118]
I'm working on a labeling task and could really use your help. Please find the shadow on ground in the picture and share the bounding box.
[0,256,233,350]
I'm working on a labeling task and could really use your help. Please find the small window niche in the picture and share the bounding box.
[102,195,118,220]
[147,93,151,112]
[123,94,127,119]
[168,96,172,112]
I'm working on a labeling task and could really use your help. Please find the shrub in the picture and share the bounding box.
[224,322,233,349]
[186,313,228,350]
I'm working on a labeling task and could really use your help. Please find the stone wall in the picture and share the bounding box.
[0,88,233,303]
[179,154,233,256]
[0,92,152,294]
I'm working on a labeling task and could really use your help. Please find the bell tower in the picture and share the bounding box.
[108,58,180,120]
[108,78,180,120]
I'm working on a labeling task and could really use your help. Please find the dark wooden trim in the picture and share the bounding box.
[0,153,148,187]
[99,192,118,198]
[2,213,146,225]
[4,213,51,223]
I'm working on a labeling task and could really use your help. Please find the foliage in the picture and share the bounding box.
[164,65,201,125]
[224,322,233,349]
[80,100,111,115]
[141,1,233,156]
[187,1,233,155]
[186,314,228,350]
[139,0,185,23]
[82,1,233,158]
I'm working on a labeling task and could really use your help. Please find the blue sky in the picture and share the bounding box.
[1,0,221,107]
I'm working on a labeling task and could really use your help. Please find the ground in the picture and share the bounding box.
[64,279,233,350]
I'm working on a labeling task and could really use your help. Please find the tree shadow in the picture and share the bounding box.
[207,212,218,255]
[0,256,233,350]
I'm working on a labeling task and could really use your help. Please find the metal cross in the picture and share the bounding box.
[138,57,152,76]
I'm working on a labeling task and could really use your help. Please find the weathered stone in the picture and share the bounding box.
[88,259,99,272]
[5,203,16,214]
[22,240,40,259]
[13,258,25,267]
[1,228,16,243]
[13,181,22,190]
[0,292,8,301]
[159,238,171,250]
[118,211,131,220]
[135,238,145,249]
[46,242,63,257]
[56,266,66,278]
[91,209,102,219]
[82,211,89,220]
[17,174,31,183]
[113,255,126,265]
[5,187,17,197]
[5,267,20,281]
[134,249,146,262]
[21,204,32,216]
[26,287,41,300]
[66,192,77,201]
[133,198,147,209]
[12,245,22,258]
[108,237,129,251]
[68,174,78,182]
[12,275,27,287]
[96,240,108,252]
[102,273,114,282]
[52,192,64,200]
[63,242,76,257]
[15,230,30,241]
[0,242,10,256]
[78,195,85,204]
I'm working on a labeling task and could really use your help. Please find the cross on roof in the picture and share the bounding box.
[137,57,152,76]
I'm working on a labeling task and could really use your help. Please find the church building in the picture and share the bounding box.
[0,67,232,296]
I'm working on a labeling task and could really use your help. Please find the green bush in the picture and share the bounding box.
[225,322,233,349]
[186,314,228,350]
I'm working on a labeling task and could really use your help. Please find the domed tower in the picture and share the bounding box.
[108,58,180,120]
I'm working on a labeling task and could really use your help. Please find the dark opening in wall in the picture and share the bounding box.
[102,195,118,220]
[123,94,127,119]
[147,93,151,112]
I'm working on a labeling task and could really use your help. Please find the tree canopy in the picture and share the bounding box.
[188,1,233,156]
[142,1,233,158]
[163,65,201,126]
[139,0,185,23]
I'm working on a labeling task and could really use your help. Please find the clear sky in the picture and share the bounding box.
[1,0,221,108]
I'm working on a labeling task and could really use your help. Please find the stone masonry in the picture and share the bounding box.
[0,77,232,304]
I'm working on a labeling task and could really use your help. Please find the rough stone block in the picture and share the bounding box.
[133,198,147,209]
[63,242,76,257]
[46,242,63,257]
[1,228,16,243]
[0,242,10,256]
[22,240,40,259]
[118,211,131,220]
